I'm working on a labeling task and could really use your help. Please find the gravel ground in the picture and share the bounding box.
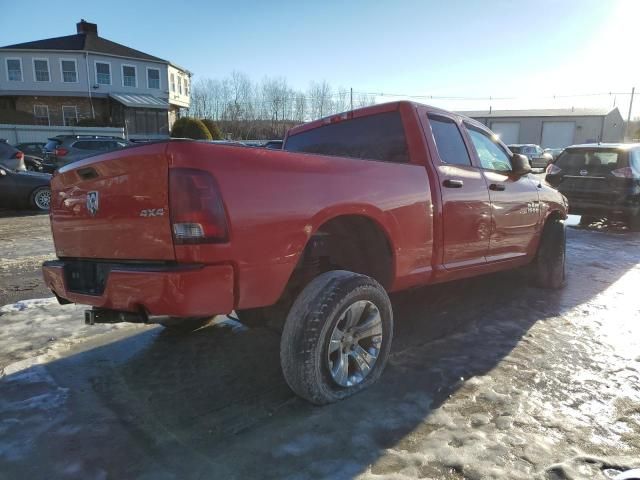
[0,212,639,479]
[0,210,55,305]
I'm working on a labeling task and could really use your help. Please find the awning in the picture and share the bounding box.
[109,93,169,110]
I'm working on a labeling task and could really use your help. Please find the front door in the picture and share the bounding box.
[424,113,491,269]
[464,124,541,261]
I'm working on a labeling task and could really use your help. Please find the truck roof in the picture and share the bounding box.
[287,100,488,137]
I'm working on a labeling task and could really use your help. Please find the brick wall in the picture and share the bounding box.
[14,96,110,126]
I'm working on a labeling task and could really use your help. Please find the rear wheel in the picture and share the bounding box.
[159,316,212,332]
[531,217,566,289]
[280,270,393,405]
[31,187,51,211]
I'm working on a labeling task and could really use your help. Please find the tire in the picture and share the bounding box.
[531,217,566,289]
[30,187,51,211]
[280,270,393,405]
[159,316,212,332]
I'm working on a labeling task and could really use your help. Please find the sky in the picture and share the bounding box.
[1,0,638,117]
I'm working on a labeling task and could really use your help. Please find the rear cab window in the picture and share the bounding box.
[284,111,409,163]
[427,115,472,166]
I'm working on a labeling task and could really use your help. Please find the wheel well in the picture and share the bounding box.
[290,215,394,292]
[546,210,564,224]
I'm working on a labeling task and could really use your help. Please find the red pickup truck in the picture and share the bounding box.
[43,101,567,404]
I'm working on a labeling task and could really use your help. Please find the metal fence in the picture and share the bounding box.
[0,124,125,144]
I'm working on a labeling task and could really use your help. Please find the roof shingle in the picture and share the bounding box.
[1,33,166,63]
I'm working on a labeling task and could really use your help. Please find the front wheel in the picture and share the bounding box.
[31,186,51,211]
[280,270,393,405]
[531,217,566,289]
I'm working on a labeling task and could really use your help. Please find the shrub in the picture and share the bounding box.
[170,117,212,140]
[200,118,223,140]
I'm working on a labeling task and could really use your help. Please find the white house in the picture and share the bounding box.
[0,20,191,138]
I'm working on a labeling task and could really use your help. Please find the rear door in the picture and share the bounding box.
[49,142,174,260]
[464,123,541,262]
[423,113,491,269]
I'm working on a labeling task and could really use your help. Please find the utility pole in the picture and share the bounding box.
[350,88,353,111]
[626,86,635,140]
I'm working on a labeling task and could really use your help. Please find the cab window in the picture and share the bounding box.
[427,115,472,166]
[465,125,512,172]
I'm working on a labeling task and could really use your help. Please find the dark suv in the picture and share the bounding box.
[44,135,130,167]
[546,143,640,229]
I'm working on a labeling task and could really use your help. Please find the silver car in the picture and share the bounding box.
[0,139,26,171]
[508,144,553,169]
[46,136,131,167]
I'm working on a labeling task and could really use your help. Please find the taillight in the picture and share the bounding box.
[546,163,561,175]
[169,168,228,244]
[611,167,639,179]
[15,151,24,159]
[55,147,68,157]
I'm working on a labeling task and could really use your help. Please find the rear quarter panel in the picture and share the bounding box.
[167,141,433,309]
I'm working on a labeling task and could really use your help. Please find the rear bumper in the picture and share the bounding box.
[42,260,235,317]
[566,200,640,217]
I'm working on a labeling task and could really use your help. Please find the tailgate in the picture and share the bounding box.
[50,142,174,260]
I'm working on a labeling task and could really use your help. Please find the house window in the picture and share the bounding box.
[6,58,22,81]
[33,59,50,82]
[96,62,111,85]
[147,68,160,89]
[33,105,50,126]
[178,77,183,95]
[170,73,175,92]
[62,106,78,126]
[122,65,137,87]
[185,78,189,96]
[61,60,77,83]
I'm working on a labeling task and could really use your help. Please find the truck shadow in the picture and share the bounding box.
[1,228,639,479]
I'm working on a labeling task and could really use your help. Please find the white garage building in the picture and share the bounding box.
[457,107,624,148]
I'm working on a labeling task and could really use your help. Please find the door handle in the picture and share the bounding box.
[489,183,506,191]
[443,179,464,188]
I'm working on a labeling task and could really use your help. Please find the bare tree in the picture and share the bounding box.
[185,71,377,138]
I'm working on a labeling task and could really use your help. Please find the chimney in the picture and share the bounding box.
[77,19,98,36]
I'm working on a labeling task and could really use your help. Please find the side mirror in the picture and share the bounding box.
[510,153,532,176]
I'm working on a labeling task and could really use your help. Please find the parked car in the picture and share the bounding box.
[15,142,46,157]
[508,144,553,169]
[13,142,56,173]
[543,147,564,161]
[263,140,283,149]
[0,165,51,210]
[546,143,640,230]
[0,139,26,171]
[42,101,567,405]
[44,135,130,167]
[24,155,44,172]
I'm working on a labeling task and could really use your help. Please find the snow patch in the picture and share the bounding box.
[0,296,57,313]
